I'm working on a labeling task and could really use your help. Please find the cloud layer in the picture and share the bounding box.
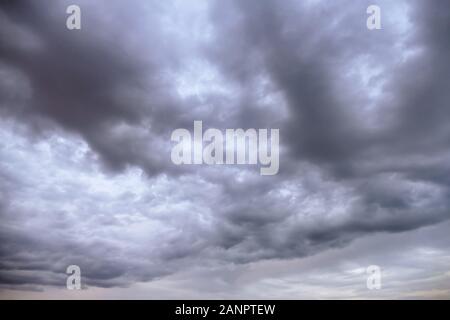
[0,0,449,298]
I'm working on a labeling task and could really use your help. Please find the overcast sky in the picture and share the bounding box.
[0,0,449,299]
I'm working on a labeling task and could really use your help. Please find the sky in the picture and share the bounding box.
[0,0,449,299]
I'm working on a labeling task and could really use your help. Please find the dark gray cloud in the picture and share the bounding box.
[0,0,449,298]
[202,0,450,257]
[0,0,197,175]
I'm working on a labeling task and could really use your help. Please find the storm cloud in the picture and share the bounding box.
[0,0,449,298]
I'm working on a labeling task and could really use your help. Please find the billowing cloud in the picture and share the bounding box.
[0,0,449,298]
